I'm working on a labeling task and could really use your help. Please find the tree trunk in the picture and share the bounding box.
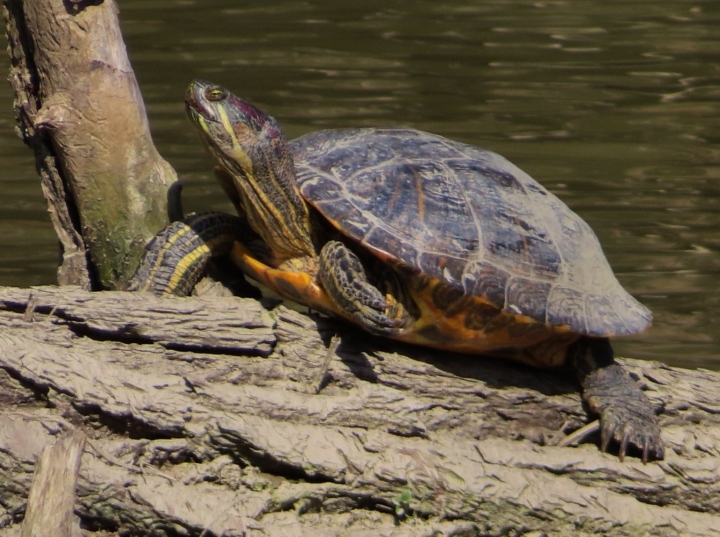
[1,285,720,536]
[2,0,176,290]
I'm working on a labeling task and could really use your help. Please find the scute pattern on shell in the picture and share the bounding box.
[290,128,651,336]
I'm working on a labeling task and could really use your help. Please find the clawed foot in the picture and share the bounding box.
[346,277,404,333]
[583,362,664,463]
[570,338,664,463]
[319,240,407,334]
[598,401,664,463]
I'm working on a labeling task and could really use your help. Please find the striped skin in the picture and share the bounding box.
[317,240,403,333]
[186,81,314,263]
[128,212,243,296]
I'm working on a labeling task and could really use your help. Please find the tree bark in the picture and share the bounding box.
[1,285,720,536]
[2,0,176,290]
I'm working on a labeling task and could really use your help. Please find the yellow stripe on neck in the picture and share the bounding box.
[217,106,255,173]
[208,107,313,259]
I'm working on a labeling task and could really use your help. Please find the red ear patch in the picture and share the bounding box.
[228,95,272,131]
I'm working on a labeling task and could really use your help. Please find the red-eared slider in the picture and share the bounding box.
[132,80,663,462]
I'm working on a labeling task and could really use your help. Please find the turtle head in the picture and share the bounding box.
[185,80,283,176]
[185,80,314,260]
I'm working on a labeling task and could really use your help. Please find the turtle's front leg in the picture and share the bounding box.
[318,240,407,334]
[569,336,664,462]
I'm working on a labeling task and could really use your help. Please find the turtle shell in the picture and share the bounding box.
[289,128,651,337]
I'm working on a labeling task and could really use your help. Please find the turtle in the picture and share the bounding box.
[131,80,664,462]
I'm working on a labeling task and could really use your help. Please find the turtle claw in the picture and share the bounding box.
[355,294,403,332]
[571,338,664,463]
[347,270,404,332]
[640,436,651,464]
[596,393,665,463]
[619,430,631,462]
[600,423,613,455]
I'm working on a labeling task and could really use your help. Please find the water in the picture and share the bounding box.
[1,0,718,368]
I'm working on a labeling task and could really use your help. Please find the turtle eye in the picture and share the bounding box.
[205,87,228,102]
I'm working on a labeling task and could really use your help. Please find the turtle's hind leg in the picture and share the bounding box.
[127,212,244,296]
[318,240,408,334]
[569,337,664,462]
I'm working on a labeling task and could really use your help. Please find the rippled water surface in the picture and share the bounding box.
[1,0,719,368]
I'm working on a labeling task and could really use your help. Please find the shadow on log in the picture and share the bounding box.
[1,285,720,536]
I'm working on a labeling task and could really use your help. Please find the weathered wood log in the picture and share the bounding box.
[1,285,719,536]
[21,429,85,537]
[2,0,176,289]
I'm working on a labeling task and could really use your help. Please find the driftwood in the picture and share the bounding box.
[20,429,85,537]
[1,285,720,536]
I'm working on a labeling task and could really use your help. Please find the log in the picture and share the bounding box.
[1,285,719,536]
